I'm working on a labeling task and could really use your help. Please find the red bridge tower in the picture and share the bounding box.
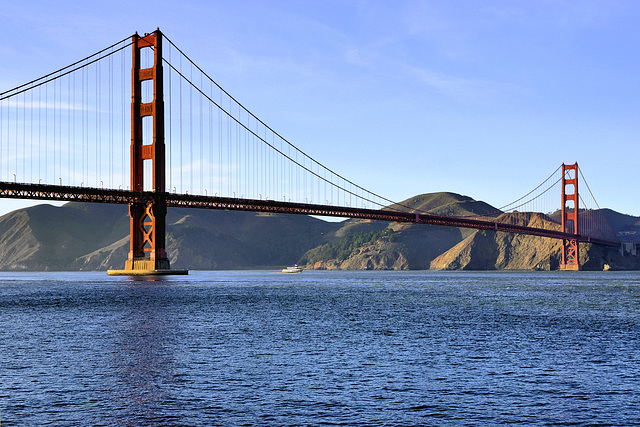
[109,29,186,275]
[561,162,580,270]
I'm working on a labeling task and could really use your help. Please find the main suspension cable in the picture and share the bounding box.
[0,35,133,101]
[162,34,402,211]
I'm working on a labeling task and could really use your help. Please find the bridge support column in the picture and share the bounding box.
[109,29,186,276]
[561,163,580,271]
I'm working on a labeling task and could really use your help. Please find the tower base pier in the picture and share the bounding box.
[107,257,188,276]
[107,268,188,276]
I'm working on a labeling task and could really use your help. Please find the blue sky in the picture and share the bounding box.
[0,0,639,217]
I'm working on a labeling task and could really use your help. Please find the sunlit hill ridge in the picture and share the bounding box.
[0,192,638,271]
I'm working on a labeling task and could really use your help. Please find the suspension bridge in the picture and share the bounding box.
[0,29,624,274]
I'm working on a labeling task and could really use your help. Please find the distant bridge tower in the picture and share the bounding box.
[561,162,580,270]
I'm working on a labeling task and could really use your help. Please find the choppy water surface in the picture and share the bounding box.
[1,270,640,426]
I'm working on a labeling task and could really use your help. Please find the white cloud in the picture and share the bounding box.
[401,64,531,105]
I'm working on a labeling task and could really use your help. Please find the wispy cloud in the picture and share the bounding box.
[401,63,534,106]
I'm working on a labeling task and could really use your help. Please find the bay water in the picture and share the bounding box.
[1,270,640,426]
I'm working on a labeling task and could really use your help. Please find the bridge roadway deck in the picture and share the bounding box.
[0,182,620,247]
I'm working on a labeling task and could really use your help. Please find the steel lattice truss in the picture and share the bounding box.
[0,181,620,248]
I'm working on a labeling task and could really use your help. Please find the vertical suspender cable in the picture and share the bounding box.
[81,67,84,184]
[237,103,240,197]
[11,89,15,180]
[109,53,113,188]
[235,103,239,197]
[218,92,222,196]
[84,64,87,184]
[68,73,71,184]
[268,133,272,199]
[45,82,48,182]
[246,110,249,197]
[96,61,100,187]
[52,79,55,183]
[38,86,41,182]
[57,75,61,183]
[121,48,125,190]
[228,98,231,196]
[0,97,3,180]
[219,85,222,196]
[23,90,26,181]
[168,44,172,192]
[30,90,33,181]
[55,76,59,184]
[11,92,14,180]
[209,80,213,195]
[179,54,183,193]
[254,119,257,198]
[86,64,89,186]
[200,73,203,194]
[72,66,76,184]
[189,62,193,193]
[14,89,17,179]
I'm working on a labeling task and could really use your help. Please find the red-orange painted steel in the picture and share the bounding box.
[127,30,169,270]
[0,181,623,250]
[561,163,580,270]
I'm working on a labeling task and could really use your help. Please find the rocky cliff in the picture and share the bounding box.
[430,212,563,270]
[299,196,640,271]
[429,211,640,271]
[299,192,497,270]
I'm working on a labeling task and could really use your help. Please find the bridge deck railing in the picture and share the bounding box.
[0,181,620,248]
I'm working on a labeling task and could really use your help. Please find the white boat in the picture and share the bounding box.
[282,265,303,273]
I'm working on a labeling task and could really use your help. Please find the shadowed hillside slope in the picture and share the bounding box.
[0,202,340,271]
[0,193,637,271]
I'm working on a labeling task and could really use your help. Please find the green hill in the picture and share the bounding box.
[0,192,637,271]
[298,192,501,270]
[0,202,340,271]
[299,194,640,271]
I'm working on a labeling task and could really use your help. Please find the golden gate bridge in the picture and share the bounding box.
[0,29,623,274]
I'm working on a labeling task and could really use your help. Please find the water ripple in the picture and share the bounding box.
[1,271,640,425]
